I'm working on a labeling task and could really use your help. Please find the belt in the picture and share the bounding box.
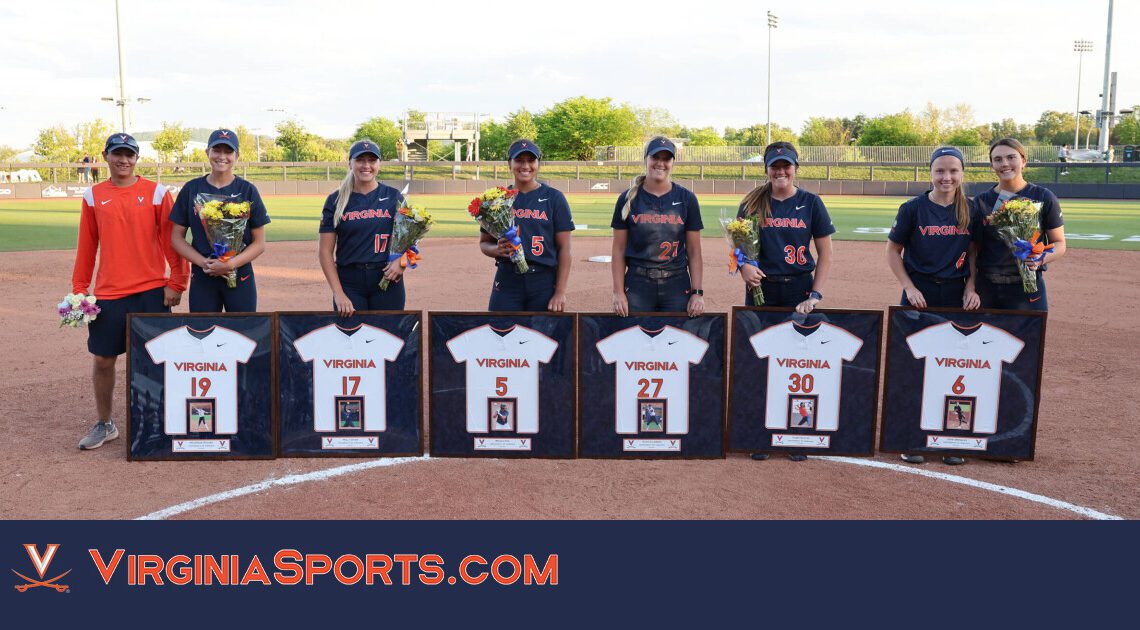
[762,271,811,284]
[629,266,684,280]
[340,262,385,270]
[982,272,1024,285]
[912,272,965,285]
[496,260,552,274]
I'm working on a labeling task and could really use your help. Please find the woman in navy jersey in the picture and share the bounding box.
[481,139,575,312]
[886,146,981,311]
[888,147,981,467]
[737,142,833,462]
[611,136,705,317]
[170,129,270,312]
[736,142,833,314]
[317,140,406,316]
[973,138,1066,311]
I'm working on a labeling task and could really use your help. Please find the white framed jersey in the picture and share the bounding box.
[144,326,257,435]
[596,325,709,434]
[446,324,558,433]
[906,322,1024,434]
[293,323,405,432]
[750,321,863,431]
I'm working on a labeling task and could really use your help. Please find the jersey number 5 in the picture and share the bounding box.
[531,236,544,256]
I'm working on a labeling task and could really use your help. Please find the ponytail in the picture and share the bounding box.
[331,167,355,227]
[621,174,647,221]
[953,185,970,231]
[740,181,774,223]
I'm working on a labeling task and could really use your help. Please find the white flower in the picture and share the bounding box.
[68,294,83,307]
[57,300,70,310]
[85,295,97,305]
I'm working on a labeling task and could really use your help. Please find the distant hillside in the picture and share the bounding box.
[132,128,215,143]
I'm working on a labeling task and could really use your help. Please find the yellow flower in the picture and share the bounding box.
[223,201,251,218]
[482,187,504,202]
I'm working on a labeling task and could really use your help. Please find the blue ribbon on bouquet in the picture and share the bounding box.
[387,245,420,269]
[503,226,523,249]
[211,241,228,258]
[732,248,759,273]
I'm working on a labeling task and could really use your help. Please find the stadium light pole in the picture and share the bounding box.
[766,11,778,146]
[1073,39,1093,149]
[1096,0,1113,155]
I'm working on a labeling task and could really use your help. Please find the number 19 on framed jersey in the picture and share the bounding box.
[128,314,276,461]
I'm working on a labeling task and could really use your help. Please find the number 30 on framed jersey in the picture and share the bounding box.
[429,312,576,458]
[128,314,275,461]
[578,314,726,459]
[277,312,423,457]
[880,307,1046,461]
[728,307,883,457]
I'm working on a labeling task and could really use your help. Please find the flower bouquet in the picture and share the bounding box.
[467,186,526,273]
[380,198,434,290]
[989,198,1054,294]
[721,210,764,305]
[57,293,100,327]
[197,193,251,288]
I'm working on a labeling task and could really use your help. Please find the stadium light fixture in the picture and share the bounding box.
[766,11,778,146]
[1073,39,1093,149]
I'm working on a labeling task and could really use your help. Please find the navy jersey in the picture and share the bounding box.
[611,183,703,271]
[973,183,1063,275]
[169,175,271,259]
[483,183,575,268]
[319,184,402,266]
[736,189,835,276]
[888,193,978,279]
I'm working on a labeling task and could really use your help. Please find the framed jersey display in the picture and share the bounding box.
[277,312,422,457]
[429,312,576,458]
[128,313,275,461]
[728,307,882,457]
[579,314,726,459]
[880,307,1046,461]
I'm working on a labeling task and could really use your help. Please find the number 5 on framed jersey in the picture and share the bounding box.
[880,307,1046,461]
[728,307,882,457]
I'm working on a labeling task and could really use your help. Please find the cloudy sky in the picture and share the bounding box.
[1,0,1137,148]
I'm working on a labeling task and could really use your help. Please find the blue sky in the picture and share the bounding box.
[1,0,1136,147]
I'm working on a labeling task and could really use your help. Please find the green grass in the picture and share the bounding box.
[3,194,1138,252]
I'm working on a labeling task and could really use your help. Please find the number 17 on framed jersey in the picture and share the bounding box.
[128,314,276,461]
[429,313,576,458]
[578,314,726,458]
[277,312,423,457]
[880,307,1046,461]
[728,307,882,457]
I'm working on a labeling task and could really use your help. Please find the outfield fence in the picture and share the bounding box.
[594,145,1131,163]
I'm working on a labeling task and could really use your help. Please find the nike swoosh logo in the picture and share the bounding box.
[239,275,250,281]
[365,339,374,343]
[668,341,678,345]
[538,198,549,202]
[820,340,831,344]
[982,340,993,344]
[101,199,111,205]
[519,340,529,344]
[229,194,240,198]
[672,201,683,206]
[378,196,389,201]
[795,205,806,210]
[216,343,227,347]
[1028,296,1041,302]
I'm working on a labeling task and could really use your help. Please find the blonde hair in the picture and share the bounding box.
[741,141,797,222]
[332,167,355,227]
[621,136,672,220]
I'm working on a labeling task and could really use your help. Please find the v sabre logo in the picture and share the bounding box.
[12,544,71,593]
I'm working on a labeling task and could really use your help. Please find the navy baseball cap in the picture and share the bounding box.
[764,146,798,167]
[104,133,140,154]
[350,139,381,160]
[208,129,239,151]
[645,137,676,158]
[930,146,965,165]
[508,139,541,160]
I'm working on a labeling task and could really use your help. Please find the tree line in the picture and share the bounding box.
[10,97,1140,164]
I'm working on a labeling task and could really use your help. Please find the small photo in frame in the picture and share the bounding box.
[186,399,215,434]
[788,395,817,430]
[489,398,516,432]
[944,396,976,432]
[638,399,666,433]
[336,396,364,430]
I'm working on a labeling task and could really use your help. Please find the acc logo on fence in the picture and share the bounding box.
[11,544,71,593]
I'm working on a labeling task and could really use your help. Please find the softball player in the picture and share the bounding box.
[973,138,1066,311]
[481,139,575,312]
[886,146,981,311]
[736,142,834,314]
[611,136,705,317]
[737,142,833,462]
[889,147,981,467]
[317,140,407,315]
[73,133,189,449]
[170,129,270,313]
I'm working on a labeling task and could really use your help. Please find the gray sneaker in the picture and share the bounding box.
[79,421,118,450]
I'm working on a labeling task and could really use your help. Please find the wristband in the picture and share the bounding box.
[807,290,823,301]
[687,289,704,296]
